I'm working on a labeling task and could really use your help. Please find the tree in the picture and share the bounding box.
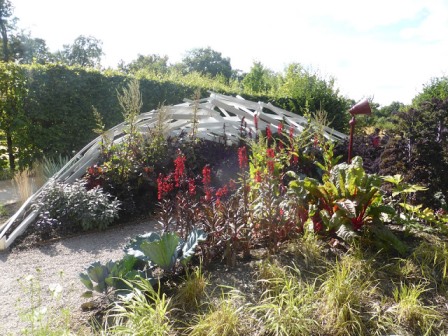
[119,54,169,74]
[0,0,13,61]
[9,32,50,64]
[181,47,232,79]
[276,63,349,131]
[54,35,103,67]
[413,76,448,106]
[242,61,276,94]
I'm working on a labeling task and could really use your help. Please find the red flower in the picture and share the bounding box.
[204,188,212,202]
[188,178,196,196]
[266,125,272,140]
[289,126,294,142]
[215,185,228,199]
[254,114,258,130]
[202,165,211,186]
[254,170,262,183]
[174,151,186,187]
[277,123,283,134]
[238,146,248,169]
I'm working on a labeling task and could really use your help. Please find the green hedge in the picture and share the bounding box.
[4,63,347,168]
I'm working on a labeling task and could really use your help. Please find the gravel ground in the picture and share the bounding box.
[0,219,157,335]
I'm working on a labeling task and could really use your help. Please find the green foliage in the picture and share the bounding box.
[288,156,407,253]
[119,53,169,75]
[40,154,70,179]
[242,61,277,94]
[33,179,120,231]
[275,63,350,132]
[53,35,103,67]
[379,98,448,208]
[391,282,441,335]
[253,265,318,335]
[187,290,249,336]
[174,264,208,310]
[79,255,148,298]
[181,47,233,80]
[413,76,448,105]
[0,61,27,170]
[125,229,207,271]
[104,278,172,336]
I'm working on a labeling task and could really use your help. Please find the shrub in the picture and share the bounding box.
[33,179,120,231]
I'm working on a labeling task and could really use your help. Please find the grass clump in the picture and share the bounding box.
[104,278,172,336]
[174,265,208,311]
[186,289,251,336]
[253,262,318,335]
[318,252,376,335]
[390,282,441,335]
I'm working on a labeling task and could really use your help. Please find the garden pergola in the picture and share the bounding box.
[0,92,347,250]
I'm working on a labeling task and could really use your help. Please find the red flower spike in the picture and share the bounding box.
[289,126,294,141]
[277,123,283,134]
[254,114,258,130]
[254,170,262,183]
[266,126,272,140]
[174,151,186,187]
[188,178,196,196]
[238,146,248,170]
[202,165,211,186]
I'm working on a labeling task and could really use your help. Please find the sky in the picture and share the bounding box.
[11,0,448,106]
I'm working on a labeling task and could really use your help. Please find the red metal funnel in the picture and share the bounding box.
[349,99,371,115]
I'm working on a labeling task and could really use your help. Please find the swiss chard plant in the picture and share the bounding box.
[287,156,407,254]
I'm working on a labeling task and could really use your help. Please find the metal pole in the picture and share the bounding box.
[348,115,356,163]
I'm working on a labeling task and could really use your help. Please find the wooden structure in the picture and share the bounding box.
[0,92,347,250]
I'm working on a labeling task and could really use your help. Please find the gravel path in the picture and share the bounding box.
[0,220,157,335]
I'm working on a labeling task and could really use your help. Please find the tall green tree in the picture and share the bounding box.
[242,61,276,94]
[54,35,103,67]
[0,0,13,61]
[181,47,232,79]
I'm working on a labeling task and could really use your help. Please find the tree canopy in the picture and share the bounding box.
[181,47,232,79]
[54,35,103,67]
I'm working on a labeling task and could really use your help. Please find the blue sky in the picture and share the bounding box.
[12,0,448,106]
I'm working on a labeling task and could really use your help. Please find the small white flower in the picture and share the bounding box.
[49,283,63,298]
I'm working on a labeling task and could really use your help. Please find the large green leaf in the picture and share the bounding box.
[124,232,161,260]
[335,199,357,218]
[180,229,207,264]
[79,272,93,290]
[86,261,109,284]
[140,232,180,271]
